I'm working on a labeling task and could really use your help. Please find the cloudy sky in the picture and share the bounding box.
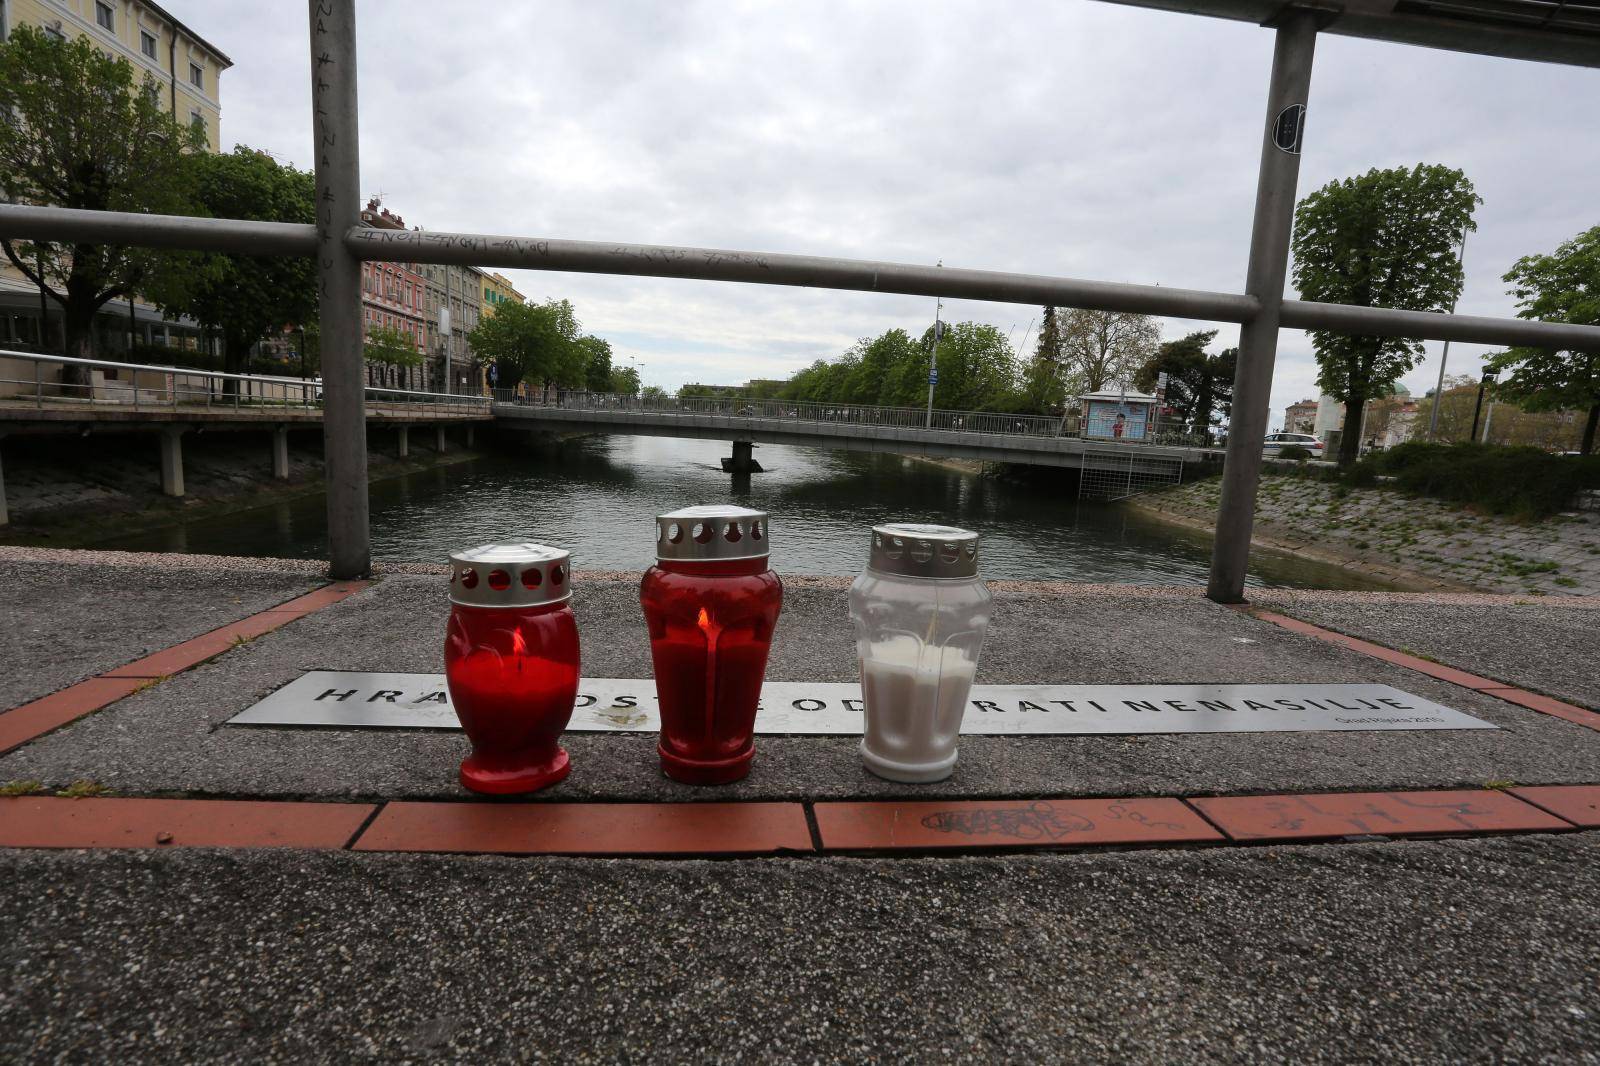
[198,0,1599,427]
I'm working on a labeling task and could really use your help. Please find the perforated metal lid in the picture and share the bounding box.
[867,523,980,579]
[655,505,770,562]
[448,543,572,608]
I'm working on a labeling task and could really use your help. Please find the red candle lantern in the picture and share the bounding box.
[445,543,580,795]
[641,505,782,784]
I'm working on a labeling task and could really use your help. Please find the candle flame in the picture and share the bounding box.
[697,607,711,631]
[511,626,527,672]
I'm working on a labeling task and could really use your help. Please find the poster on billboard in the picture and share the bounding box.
[1085,400,1150,440]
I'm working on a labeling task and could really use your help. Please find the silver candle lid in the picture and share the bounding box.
[868,523,980,579]
[448,543,572,608]
[655,505,769,562]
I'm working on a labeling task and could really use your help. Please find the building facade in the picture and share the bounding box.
[0,0,228,355]
[1283,398,1318,434]
[482,271,524,317]
[421,261,485,393]
[356,202,428,390]
[2,0,230,151]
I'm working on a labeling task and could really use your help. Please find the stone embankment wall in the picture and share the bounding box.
[0,428,478,544]
[1131,474,1600,596]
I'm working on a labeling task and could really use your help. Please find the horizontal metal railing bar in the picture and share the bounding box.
[0,350,488,406]
[0,204,317,256]
[346,226,1261,324]
[492,390,1216,448]
[6,203,1600,349]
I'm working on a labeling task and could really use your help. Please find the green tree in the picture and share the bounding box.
[640,385,669,404]
[1058,308,1160,393]
[148,147,317,391]
[0,26,204,377]
[1291,164,1480,463]
[467,298,583,397]
[917,322,1019,411]
[609,364,641,396]
[1133,331,1237,440]
[364,324,424,369]
[1034,306,1062,364]
[1485,224,1600,455]
[578,334,613,392]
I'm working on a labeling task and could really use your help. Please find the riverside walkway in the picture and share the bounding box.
[2,546,1597,1062]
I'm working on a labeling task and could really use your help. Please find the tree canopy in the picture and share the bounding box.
[148,147,317,379]
[363,325,424,369]
[1057,309,1160,394]
[467,298,584,392]
[0,25,204,370]
[1291,163,1480,462]
[1132,330,1236,441]
[1485,223,1600,455]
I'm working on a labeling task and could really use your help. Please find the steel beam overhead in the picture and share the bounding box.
[1101,0,1600,69]
[342,227,1261,324]
[4,203,1597,350]
[309,0,370,580]
[0,205,317,256]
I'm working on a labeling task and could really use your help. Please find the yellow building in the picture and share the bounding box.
[2,0,231,151]
[482,271,525,317]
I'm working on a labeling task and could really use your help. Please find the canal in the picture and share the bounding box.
[88,434,1381,589]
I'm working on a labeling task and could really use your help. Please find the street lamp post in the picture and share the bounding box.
[1427,230,1469,439]
[1469,368,1496,442]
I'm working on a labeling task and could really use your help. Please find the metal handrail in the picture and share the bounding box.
[489,388,1215,447]
[0,348,490,417]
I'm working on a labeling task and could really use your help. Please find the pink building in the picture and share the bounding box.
[359,202,427,390]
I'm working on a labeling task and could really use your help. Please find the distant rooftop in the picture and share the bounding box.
[1102,0,1600,67]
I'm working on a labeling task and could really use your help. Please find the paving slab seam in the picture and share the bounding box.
[1242,606,1600,731]
[0,580,370,755]
[3,786,1594,858]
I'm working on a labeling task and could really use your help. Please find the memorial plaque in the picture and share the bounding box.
[228,672,1495,735]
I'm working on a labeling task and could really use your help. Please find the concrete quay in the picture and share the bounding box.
[1,547,1597,1063]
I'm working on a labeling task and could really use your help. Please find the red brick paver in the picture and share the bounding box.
[1510,785,1600,828]
[1190,789,1571,842]
[352,801,815,856]
[0,796,376,850]
[0,678,151,756]
[813,796,1221,851]
[0,580,370,753]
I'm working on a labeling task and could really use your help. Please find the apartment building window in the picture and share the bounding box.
[96,3,114,31]
[189,62,203,88]
[189,111,204,136]
[140,31,158,60]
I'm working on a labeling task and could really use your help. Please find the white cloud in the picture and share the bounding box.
[198,0,1599,424]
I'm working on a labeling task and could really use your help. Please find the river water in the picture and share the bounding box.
[88,435,1380,589]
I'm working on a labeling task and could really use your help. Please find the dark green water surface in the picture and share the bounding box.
[87,435,1381,588]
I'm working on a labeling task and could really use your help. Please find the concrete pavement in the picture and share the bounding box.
[2,548,1598,1064]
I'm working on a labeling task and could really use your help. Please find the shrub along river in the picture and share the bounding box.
[87,434,1382,588]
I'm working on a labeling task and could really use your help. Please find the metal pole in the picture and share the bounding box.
[925,291,942,430]
[1481,399,1495,443]
[35,249,49,352]
[1469,380,1487,441]
[1207,8,1317,605]
[1427,230,1468,438]
[310,0,370,579]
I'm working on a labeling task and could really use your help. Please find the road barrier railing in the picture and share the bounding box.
[490,388,1217,448]
[0,350,490,420]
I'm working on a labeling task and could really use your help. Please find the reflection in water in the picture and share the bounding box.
[87,435,1383,589]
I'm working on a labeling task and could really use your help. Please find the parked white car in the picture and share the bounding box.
[1264,432,1326,458]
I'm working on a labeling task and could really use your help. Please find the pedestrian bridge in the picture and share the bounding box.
[491,392,1215,481]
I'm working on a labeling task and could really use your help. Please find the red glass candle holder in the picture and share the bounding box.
[445,544,580,795]
[641,505,782,784]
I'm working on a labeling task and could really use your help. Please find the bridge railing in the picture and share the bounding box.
[490,388,1216,448]
[0,350,490,419]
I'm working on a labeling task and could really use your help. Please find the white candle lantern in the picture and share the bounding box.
[848,523,992,782]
